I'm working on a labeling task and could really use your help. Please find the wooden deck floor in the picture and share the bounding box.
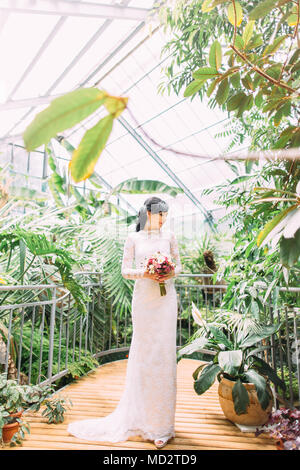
[4,358,276,450]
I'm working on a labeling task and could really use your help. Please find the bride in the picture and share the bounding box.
[68,196,182,449]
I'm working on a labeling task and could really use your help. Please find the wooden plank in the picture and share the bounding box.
[3,358,276,451]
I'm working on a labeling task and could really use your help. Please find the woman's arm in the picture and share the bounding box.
[156,231,183,280]
[170,231,182,275]
[121,234,145,280]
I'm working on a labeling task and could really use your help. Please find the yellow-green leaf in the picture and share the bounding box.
[287,14,298,26]
[69,114,114,183]
[230,71,241,88]
[263,36,286,57]
[257,205,298,247]
[23,88,107,151]
[249,0,274,20]
[234,34,244,49]
[206,77,220,97]
[193,67,219,79]
[202,0,215,13]
[227,1,243,27]
[242,20,255,48]
[209,40,222,70]
[216,78,230,104]
[241,73,254,90]
[184,79,206,97]
[104,96,128,118]
[227,92,246,111]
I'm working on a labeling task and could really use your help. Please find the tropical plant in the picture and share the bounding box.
[0,225,90,314]
[155,0,300,276]
[202,156,300,311]
[40,394,73,425]
[0,373,72,446]
[156,0,300,149]
[178,233,220,275]
[177,304,286,414]
[251,181,300,271]
[23,89,128,183]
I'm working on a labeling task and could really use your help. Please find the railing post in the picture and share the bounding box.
[47,287,57,381]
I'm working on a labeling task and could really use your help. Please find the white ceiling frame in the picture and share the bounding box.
[2,0,140,136]
[0,1,151,21]
[0,134,24,145]
[6,16,67,101]
[0,94,64,111]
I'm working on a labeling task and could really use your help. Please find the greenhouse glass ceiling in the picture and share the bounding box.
[0,0,250,234]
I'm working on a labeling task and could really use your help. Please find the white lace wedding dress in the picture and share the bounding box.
[67,227,182,443]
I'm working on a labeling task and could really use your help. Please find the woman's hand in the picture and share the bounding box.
[156,271,175,281]
[143,271,162,282]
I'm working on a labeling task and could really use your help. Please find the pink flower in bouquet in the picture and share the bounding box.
[145,251,176,296]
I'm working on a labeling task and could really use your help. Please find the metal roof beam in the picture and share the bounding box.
[117,115,216,231]
[0,1,151,21]
[2,1,143,136]
[0,94,64,111]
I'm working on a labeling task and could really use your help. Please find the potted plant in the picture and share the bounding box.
[177,304,286,426]
[0,373,72,446]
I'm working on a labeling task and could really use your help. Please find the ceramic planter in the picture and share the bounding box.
[1,410,23,444]
[218,376,273,426]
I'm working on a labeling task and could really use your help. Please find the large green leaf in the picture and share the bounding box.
[232,378,250,414]
[70,114,114,182]
[242,21,255,48]
[177,337,208,358]
[227,1,243,26]
[216,78,229,105]
[218,350,243,376]
[257,205,298,247]
[192,363,208,381]
[243,369,271,410]
[207,324,233,349]
[110,178,183,197]
[239,324,281,349]
[209,40,222,70]
[249,0,274,20]
[230,175,253,185]
[280,227,300,268]
[184,79,206,97]
[194,363,221,395]
[250,355,286,391]
[206,77,220,97]
[201,0,215,13]
[23,88,107,151]
[192,67,219,80]
[227,92,247,111]
[263,36,286,58]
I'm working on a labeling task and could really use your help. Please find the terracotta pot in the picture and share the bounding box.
[218,376,273,426]
[2,410,23,444]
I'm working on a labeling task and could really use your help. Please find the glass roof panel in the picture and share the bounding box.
[0,1,250,226]
[13,16,108,100]
[0,12,59,100]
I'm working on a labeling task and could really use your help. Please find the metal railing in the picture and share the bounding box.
[0,272,299,408]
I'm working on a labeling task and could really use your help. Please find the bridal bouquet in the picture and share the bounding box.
[145,251,175,296]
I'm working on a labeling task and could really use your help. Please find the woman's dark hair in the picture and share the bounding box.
[136,196,169,232]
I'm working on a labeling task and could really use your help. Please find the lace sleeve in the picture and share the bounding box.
[121,234,145,280]
[170,231,182,275]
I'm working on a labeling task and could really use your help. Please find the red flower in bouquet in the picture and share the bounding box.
[145,251,176,296]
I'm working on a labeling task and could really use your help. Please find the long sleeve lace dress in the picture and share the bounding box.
[67,227,182,443]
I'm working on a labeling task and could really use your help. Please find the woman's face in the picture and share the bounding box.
[147,210,168,229]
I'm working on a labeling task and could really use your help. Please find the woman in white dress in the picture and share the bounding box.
[68,196,182,449]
